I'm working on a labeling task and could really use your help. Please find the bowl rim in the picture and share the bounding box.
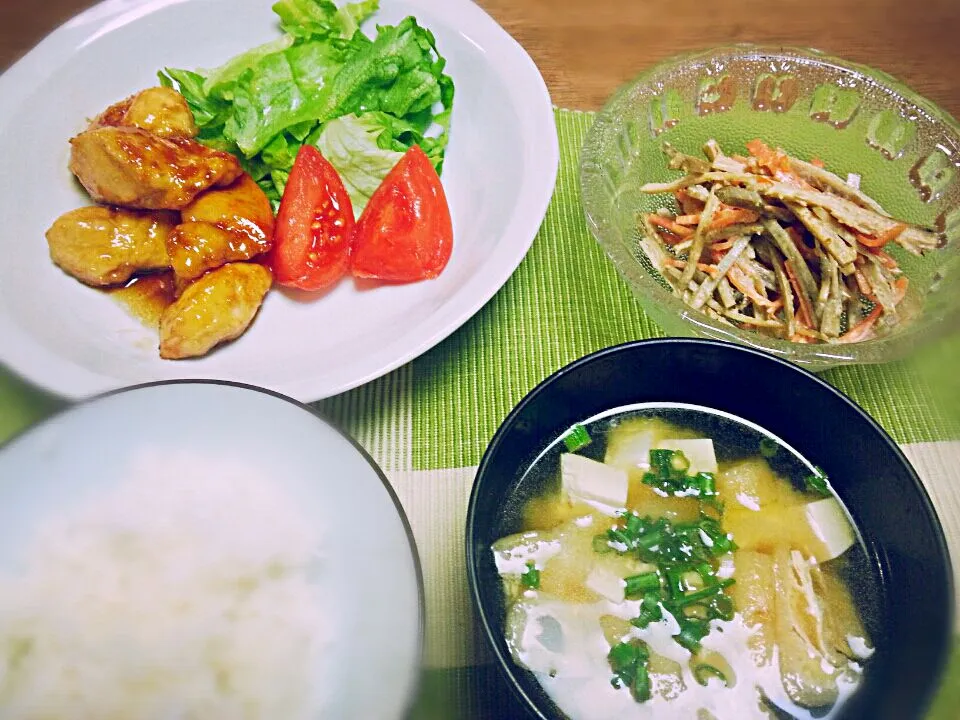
[0,377,427,720]
[465,336,955,719]
[579,44,960,370]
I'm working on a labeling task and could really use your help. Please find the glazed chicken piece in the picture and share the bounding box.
[91,87,198,139]
[167,175,276,280]
[69,126,243,210]
[159,262,272,359]
[45,206,176,286]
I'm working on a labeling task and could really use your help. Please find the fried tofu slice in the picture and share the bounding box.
[159,262,272,359]
[69,126,243,210]
[167,175,275,280]
[91,87,198,139]
[45,206,176,286]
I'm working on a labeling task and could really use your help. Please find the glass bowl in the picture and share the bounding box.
[580,45,960,370]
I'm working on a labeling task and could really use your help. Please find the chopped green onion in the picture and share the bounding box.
[664,567,688,598]
[759,437,779,458]
[693,663,729,687]
[607,640,652,704]
[563,424,592,452]
[521,561,540,589]
[592,535,613,554]
[608,526,632,547]
[804,466,831,497]
[649,448,675,474]
[634,529,663,552]
[674,618,709,652]
[695,472,717,497]
[643,450,722,502]
[669,451,691,475]
[599,510,738,656]
[624,571,661,598]
[672,578,735,607]
[631,592,663,629]
[608,641,641,673]
[631,663,652,703]
[708,593,735,621]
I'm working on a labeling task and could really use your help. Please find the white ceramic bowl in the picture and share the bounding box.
[0,0,559,401]
[0,381,423,719]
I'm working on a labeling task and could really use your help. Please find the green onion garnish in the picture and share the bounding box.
[695,472,717,497]
[643,449,720,501]
[674,618,710,653]
[708,593,735,621]
[649,448,675,475]
[608,640,642,672]
[563,424,592,452]
[520,561,540,589]
[671,578,734,607]
[631,663,652,703]
[669,451,691,475]
[630,592,663,629]
[624,571,660,598]
[804,466,831,497]
[759,437,779,458]
[592,535,613,554]
[607,640,652,703]
[598,509,738,654]
[693,663,729,687]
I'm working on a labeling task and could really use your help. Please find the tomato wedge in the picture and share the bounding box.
[271,145,355,291]
[351,145,453,282]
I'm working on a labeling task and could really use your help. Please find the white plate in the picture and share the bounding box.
[0,0,558,401]
[0,381,423,718]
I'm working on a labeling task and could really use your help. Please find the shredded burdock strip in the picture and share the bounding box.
[636,138,942,344]
[691,235,752,309]
[678,188,721,289]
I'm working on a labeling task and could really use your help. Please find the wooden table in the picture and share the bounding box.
[3,0,959,118]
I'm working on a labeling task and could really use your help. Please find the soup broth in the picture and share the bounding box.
[492,404,878,720]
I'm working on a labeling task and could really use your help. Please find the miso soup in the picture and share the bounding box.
[491,403,878,720]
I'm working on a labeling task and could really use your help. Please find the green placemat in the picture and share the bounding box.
[1,107,957,719]
[322,109,960,458]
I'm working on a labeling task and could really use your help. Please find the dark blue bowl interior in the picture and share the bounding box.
[466,338,953,720]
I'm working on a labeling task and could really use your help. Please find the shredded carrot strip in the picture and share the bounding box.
[674,214,702,226]
[709,206,760,230]
[728,266,774,307]
[810,157,826,168]
[855,223,906,249]
[674,190,705,215]
[746,138,812,186]
[663,257,716,274]
[838,305,883,343]
[784,260,814,328]
[867,247,900,270]
[710,238,737,252]
[789,333,814,344]
[893,276,909,305]
[854,269,872,295]
[746,139,778,168]
[648,214,694,242]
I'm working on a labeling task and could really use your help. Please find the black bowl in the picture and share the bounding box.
[466,338,953,720]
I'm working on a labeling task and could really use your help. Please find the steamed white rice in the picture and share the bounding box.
[0,449,328,719]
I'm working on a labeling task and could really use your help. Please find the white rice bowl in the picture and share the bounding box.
[0,448,329,720]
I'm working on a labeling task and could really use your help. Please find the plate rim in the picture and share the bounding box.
[0,0,560,402]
